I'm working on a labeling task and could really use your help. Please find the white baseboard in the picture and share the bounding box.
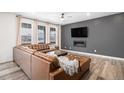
[0,59,13,64]
[61,49,124,61]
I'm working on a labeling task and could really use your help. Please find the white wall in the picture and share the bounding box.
[0,13,60,63]
[0,13,16,63]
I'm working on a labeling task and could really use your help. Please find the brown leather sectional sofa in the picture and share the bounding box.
[13,44,91,80]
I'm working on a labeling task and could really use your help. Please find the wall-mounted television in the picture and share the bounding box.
[71,27,88,37]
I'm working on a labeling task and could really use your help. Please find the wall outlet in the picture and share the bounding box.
[94,50,97,52]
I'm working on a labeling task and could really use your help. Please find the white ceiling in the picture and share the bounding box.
[15,12,120,25]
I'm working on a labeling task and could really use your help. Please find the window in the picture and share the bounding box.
[50,27,56,44]
[21,23,32,44]
[38,25,46,43]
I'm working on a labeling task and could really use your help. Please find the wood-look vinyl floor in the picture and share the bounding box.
[0,56,124,80]
[0,62,29,80]
[81,56,124,80]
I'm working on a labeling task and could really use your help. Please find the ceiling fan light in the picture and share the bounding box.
[60,18,64,21]
[60,13,64,21]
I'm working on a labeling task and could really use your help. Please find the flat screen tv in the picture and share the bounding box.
[71,27,88,37]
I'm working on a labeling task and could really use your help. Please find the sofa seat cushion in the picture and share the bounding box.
[65,54,91,71]
[41,48,56,53]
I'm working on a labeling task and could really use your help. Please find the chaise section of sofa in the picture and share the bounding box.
[49,54,91,80]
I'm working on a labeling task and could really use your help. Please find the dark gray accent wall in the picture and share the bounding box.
[61,13,124,58]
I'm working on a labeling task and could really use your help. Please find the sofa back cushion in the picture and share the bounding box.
[16,45,36,54]
[28,44,50,51]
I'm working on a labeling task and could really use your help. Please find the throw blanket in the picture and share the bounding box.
[58,56,79,76]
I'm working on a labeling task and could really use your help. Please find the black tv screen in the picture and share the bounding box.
[71,27,88,37]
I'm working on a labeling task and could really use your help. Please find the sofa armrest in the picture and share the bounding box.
[49,68,65,80]
[16,46,36,54]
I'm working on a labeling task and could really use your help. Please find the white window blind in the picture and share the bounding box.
[50,27,56,44]
[21,23,32,44]
[38,25,46,43]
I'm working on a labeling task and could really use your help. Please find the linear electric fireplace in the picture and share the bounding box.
[73,40,86,47]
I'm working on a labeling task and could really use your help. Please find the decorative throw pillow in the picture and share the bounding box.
[49,44,55,49]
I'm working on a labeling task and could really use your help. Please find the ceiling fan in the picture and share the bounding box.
[60,13,64,21]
